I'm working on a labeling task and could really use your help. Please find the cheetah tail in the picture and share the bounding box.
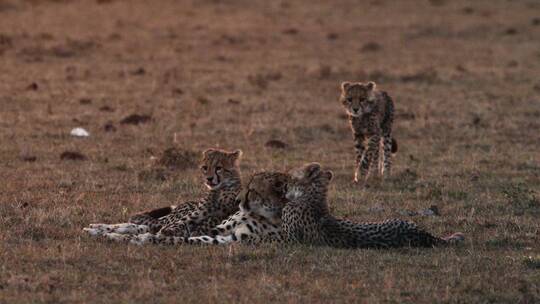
[129,206,174,224]
[441,232,465,245]
[391,137,398,154]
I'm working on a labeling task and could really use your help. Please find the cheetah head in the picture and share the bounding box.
[200,148,242,190]
[340,81,377,117]
[286,163,333,201]
[236,172,290,221]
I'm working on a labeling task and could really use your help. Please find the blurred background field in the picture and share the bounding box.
[0,0,539,303]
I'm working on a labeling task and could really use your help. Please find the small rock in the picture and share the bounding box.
[20,153,37,162]
[131,67,146,75]
[420,205,440,216]
[455,65,467,72]
[70,127,90,137]
[265,139,288,149]
[120,114,152,125]
[247,74,268,90]
[99,105,115,112]
[60,151,87,161]
[282,28,298,35]
[472,114,482,126]
[172,88,184,95]
[327,32,339,40]
[197,97,211,105]
[461,7,474,14]
[507,60,518,67]
[58,179,75,188]
[398,209,418,217]
[266,72,282,81]
[104,122,116,132]
[361,42,382,52]
[227,98,241,105]
[79,98,92,105]
[505,28,517,35]
[368,205,385,213]
[27,82,39,91]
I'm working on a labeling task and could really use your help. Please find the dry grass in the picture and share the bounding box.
[1,0,539,303]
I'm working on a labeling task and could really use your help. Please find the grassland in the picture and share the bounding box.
[0,0,539,303]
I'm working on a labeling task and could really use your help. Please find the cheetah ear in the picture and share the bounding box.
[304,162,322,179]
[341,81,352,92]
[273,177,288,195]
[323,170,334,182]
[366,81,376,90]
[202,148,216,157]
[229,149,242,166]
[240,199,250,211]
[231,149,243,160]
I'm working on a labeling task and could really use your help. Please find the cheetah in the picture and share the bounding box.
[340,81,397,185]
[186,171,289,245]
[84,148,243,239]
[96,171,289,246]
[280,162,464,248]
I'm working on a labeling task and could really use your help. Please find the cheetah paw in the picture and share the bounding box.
[83,227,104,237]
[130,233,154,246]
[443,232,465,244]
[115,223,149,234]
[104,233,131,242]
[88,223,112,230]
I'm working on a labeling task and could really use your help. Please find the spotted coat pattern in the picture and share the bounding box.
[340,81,397,185]
[84,149,243,241]
[281,163,464,249]
[96,172,289,246]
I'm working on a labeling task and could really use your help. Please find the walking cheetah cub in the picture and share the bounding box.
[340,81,397,185]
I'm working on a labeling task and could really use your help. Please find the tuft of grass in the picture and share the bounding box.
[485,237,526,250]
[502,183,540,215]
[523,256,540,270]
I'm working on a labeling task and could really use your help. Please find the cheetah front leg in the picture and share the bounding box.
[353,132,367,184]
[187,234,235,245]
[84,223,150,236]
[357,134,380,185]
[100,232,187,246]
[380,135,393,178]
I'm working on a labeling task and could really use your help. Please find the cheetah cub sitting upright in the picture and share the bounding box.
[340,81,397,185]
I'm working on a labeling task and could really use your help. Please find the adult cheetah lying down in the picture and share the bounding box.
[84,148,242,240]
[279,163,464,248]
[186,171,289,245]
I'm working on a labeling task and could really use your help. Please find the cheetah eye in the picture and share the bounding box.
[201,166,208,171]
[346,97,353,103]
[216,166,223,171]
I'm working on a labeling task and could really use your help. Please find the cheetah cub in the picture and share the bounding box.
[340,81,397,185]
